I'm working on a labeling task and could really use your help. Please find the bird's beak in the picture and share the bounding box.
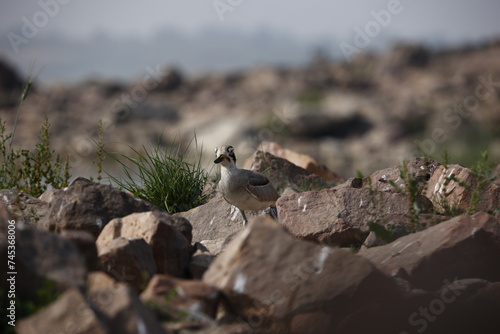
[214,155,226,164]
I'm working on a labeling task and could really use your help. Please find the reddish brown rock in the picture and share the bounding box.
[17,288,107,334]
[425,164,499,214]
[368,157,441,193]
[359,212,500,290]
[38,177,157,237]
[140,274,220,322]
[247,150,330,193]
[277,180,432,246]
[98,237,157,292]
[245,141,345,183]
[96,211,191,277]
[203,217,409,333]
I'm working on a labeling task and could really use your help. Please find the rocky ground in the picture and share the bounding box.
[1,142,500,333]
[1,41,500,179]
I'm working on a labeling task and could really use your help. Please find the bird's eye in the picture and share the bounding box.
[227,146,234,153]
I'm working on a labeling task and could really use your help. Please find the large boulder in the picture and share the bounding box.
[359,212,500,290]
[96,211,191,277]
[203,217,412,333]
[246,150,330,193]
[98,237,157,292]
[277,178,433,246]
[244,141,345,183]
[176,198,246,246]
[38,177,157,237]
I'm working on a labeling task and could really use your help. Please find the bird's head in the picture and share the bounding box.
[214,145,237,166]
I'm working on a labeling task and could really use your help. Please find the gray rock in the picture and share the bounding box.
[0,220,87,302]
[0,189,49,226]
[38,177,157,237]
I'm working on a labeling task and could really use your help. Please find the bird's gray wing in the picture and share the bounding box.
[244,171,280,202]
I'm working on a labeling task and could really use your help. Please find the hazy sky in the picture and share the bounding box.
[2,0,500,41]
[1,0,500,82]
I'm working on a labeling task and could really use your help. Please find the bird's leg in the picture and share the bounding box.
[270,205,278,221]
[239,209,248,227]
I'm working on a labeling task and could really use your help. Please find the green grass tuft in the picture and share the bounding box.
[107,137,209,214]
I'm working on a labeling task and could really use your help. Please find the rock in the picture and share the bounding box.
[367,157,441,193]
[244,141,345,183]
[89,283,168,334]
[38,177,157,237]
[0,222,87,301]
[96,211,191,277]
[176,198,246,244]
[189,242,215,279]
[140,274,220,322]
[152,67,183,92]
[98,237,157,292]
[359,212,500,290]
[60,230,98,271]
[0,189,49,227]
[286,112,372,139]
[0,58,23,92]
[203,217,412,333]
[17,288,107,334]
[277,179,432,246]
[87,271,121,293]
[396,279,500,334]
[425,164,499,214]
[0,201,11,227]
[361,213,448,249]
[247,150,330,193]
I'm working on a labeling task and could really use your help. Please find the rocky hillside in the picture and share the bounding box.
[1,41,500,179]
[1,143,499,333]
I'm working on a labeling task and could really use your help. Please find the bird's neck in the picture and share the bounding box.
[221,162,238,174]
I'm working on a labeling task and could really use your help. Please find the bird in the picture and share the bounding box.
[214,145,280,226]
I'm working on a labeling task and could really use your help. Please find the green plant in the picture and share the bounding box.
[91,120,105,183]
[388,160,422,230]
[297,89,324,106]
[107,137,209,214]
[0,116,70,197]
[472,150,494,179]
